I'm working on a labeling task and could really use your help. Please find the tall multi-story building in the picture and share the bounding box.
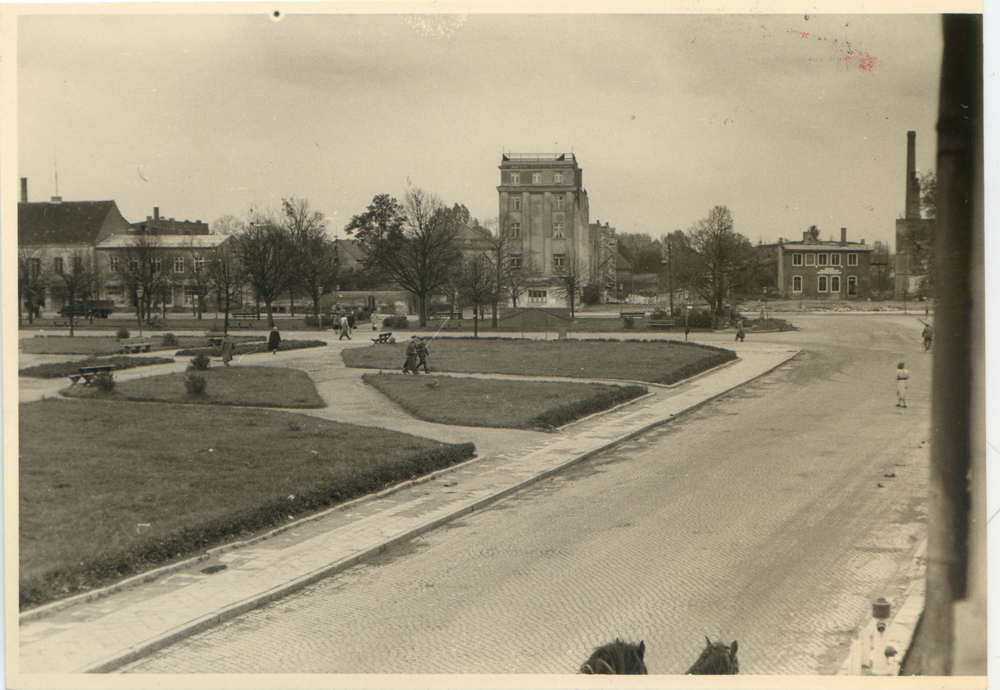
[497,153,591,307]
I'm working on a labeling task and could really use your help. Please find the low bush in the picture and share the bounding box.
[382,315,409,329]
[93,372,116,394]
[304,314,334,328]
[188,353,211,371]
[175,339,326,358]
[184,375,207,395]
[530,384,648,428]
[623,316,635,329]
[116,327,131,339]
[162,332,178,347]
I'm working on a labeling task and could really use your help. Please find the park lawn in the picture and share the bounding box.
[20,335,211,356]
[19,398,475,610]
[19,355,177,378]
[363,374,647,429]
[343,338,736,385]
[61,366,326,408]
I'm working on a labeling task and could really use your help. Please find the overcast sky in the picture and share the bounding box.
[17,11,945,248]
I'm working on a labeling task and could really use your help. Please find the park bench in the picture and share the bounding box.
[68,364,115,386]
[119,337,153,353]
[372,332,394,345]
[620,311,646,319]
[230,312,256,329]
[647,319,676,331]
[52,318,71,327]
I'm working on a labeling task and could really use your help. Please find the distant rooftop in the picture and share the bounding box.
[502,153,577,162]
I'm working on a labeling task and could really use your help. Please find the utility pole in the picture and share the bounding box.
[667,238,674,314]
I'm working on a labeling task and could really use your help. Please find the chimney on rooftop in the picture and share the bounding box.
[154,207,160,220]
[905,131,921,219]
[50,196,62,203]
[841,228,847,245]
[21,177,27,203]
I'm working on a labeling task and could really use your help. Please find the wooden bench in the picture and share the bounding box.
[372,332,394,345]
[69,364,115,386]
[230,312,256,329]
[647,320,676,331]
[119,337,153,353]
[53,318,71,327]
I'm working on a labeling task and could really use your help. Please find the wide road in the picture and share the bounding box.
[122,313,932,675]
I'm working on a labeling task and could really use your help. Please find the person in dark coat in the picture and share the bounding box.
[268,326,281,355]
[403,336,419,374]
[415,337,430,373]
[221,334,235,366]
[347,312,356,330]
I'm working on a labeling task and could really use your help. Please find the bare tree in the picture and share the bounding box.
[206,241,246,334]
[454,254,495,337]
[282,198,340,326]
[346,189,463,327]
[211,214,242,236]
[50,250,97,336]
[115,231,170,327]
[686,205,760,322]
[551,251,589,319]
[18,247,46,326]
[230,211,300,328]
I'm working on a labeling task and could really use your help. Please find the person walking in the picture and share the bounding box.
[416,336,430,373]
[735,319,746,343]
[895,362,909,408]
[220,334,234,367]
[339,315,351,340]
[403,335,419,374]
[347,311,356,331]
[268,326,281,355]
[370,310,379,331]
[922,324,934,352]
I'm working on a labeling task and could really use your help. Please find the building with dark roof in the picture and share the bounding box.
[131,207,209,235]
[776,227,873,299]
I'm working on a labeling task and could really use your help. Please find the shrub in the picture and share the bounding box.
[93,372,116,394]
[188,353,211,371]
[184,375,207,395]
[650,309,668,320]
[623,316,635,329]
[162,332,178,347]
[303,314,334,328]
[116,327,131,339]
[383,315,408,329]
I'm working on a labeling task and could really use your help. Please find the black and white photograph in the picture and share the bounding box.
[4,2,989,688]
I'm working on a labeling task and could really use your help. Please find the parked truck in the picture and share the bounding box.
[58,300,115,319]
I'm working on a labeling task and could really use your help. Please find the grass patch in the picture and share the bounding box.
[19,398,475,610]
[61,366,326,408]
[363,374,647,429]
[20,335,211,356]
[344,338,736,385]
[19,355,175,378]
[175,339,326,357]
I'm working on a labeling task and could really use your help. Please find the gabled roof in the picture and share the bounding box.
[333,238,366,262]
[97,234,231,250]
[18,200,129,245]
[616,252,633,271]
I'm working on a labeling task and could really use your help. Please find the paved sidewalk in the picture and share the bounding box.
[18,336,799,674]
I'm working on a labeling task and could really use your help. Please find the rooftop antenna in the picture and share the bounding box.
[54,157,59,197]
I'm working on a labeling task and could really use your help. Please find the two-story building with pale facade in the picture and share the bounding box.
[776,228,873,299]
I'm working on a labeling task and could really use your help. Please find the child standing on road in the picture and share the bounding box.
[895,362,909,408]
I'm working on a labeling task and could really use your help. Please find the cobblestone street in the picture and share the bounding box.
[121,315,931,675]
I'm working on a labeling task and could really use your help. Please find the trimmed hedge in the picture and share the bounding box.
[175,339,327,357]
[18,355,176,379]
[530,384,648,429]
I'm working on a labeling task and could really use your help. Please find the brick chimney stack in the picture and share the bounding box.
[905,131,921,219]
[841,228,847,245]
[154,207,160,220]
[20,177,27,202]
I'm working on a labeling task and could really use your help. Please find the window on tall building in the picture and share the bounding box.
[554,172,563,183]
[174,257,185,273]
[109,257,119,273]
[53,257,64,274]
[848,276,857,295]
[792,276,802,292]
[554,195,565,210]
[830,276,841,293]
[510,172,520,184]
[528,289,547,303]
[129,258,139,272]
[792,253,803,266]
[509,197,521,211]
[553,221,565,238]
[831,253,841,266]
[509,255,522,269]
[510,222,521,238]
[818,276,828,292]
[818,253,828,266]
[553,253,566,269]
[805,254,815,266]
[30,257,41,277]
[847,253,858,266]
[532,172,541,184]
[107,285,123,297]
[194,257,205,272]
[152,258,161,272]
